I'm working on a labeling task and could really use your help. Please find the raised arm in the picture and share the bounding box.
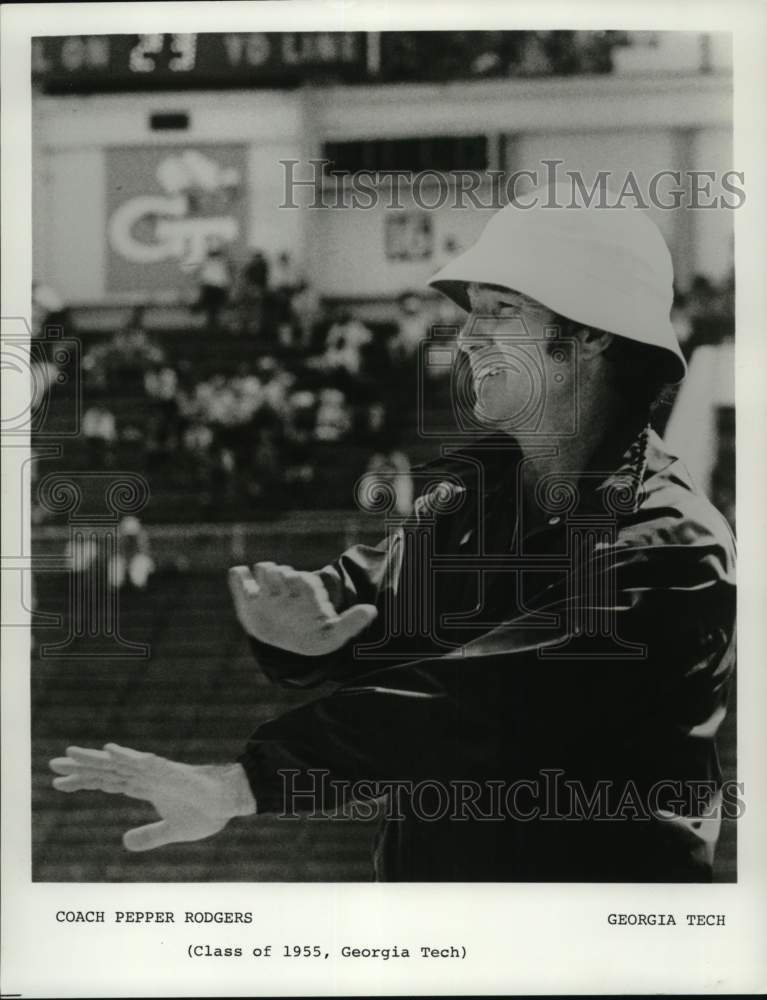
[235,535,737,814]
[49,502,736,851]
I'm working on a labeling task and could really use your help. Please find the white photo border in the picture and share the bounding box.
[2,1,766,996]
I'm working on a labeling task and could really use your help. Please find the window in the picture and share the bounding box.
[322,136,488,175]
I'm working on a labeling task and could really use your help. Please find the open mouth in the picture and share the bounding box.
[472,358,521,385]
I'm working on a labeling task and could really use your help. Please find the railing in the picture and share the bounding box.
[32,511,388,571]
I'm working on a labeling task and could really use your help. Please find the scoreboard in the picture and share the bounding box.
[32,33,370,92]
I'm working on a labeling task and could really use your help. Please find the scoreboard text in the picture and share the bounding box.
[32,33,368,92]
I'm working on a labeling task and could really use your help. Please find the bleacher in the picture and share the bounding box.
[33,308,450,523]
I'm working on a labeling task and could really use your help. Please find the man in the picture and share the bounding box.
[51,186,736,881]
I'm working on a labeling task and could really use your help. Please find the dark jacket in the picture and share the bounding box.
[238,429,736,881]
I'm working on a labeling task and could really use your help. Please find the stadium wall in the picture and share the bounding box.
[33,72,733,304]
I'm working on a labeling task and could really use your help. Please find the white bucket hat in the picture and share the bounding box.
[428,184,687,383]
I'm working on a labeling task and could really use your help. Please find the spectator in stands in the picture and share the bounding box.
[83,309,165,396]
[31,280,65,336]
[670,286,694,355]
[196,241,233,328]
[231,363,261,394]
[684,274,734,358]
[205,374,239,429]
[242,250,270,292]
[290,279,323,350]
[361,401,391,447]
[362,448,414,517]
[357,400,414,516]
[182,420,216,494]
[144,364,180,456]
[202,375,241,496]
[64,534,99,575]
[277,319,302,355]
[29,355,61,425]
[669,275,735,365]
[233,250,280,339]
[392,291,429,359]
[257,357,294,417]
[117,325,165,377]
[271,252,308,351]
[686,274,718,320]
[183,421,214,455]
[273,250,302,298]
[81,404,117,468]
[283,389,318,490]
[323,309,373,379]
[108,516,155,592]
[171,361,196,447]
[250,424,283,509]
[81,341,109,393]
[357,398,403,455]
[314,387,352,443]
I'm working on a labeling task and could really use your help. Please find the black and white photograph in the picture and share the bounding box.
[2,2,766,996]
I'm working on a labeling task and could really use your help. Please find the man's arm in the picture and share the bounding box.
[236,540,736,814]
[50,524,735,849]
[231,461,478,688]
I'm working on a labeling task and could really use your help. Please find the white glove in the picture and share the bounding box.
[228,562,377,656]
[50,743,255,852]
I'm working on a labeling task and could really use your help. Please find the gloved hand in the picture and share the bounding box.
[49,743,255,852]
[228,562,377,656]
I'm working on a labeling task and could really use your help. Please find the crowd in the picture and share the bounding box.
[34,258,735,522]
[378,31,629,82]
[68,257,460,516]
[65,515,155,592]
[671,271,735,359]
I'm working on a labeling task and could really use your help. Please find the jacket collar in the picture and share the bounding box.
[442,421,667,516]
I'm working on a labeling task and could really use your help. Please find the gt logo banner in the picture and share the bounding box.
[106,144,247,294]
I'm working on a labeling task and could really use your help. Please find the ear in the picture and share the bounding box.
[575,327,614,360]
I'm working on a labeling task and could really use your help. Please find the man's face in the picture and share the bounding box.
[456,282,573,433]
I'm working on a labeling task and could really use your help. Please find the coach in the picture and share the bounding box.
[51,186,736,881]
